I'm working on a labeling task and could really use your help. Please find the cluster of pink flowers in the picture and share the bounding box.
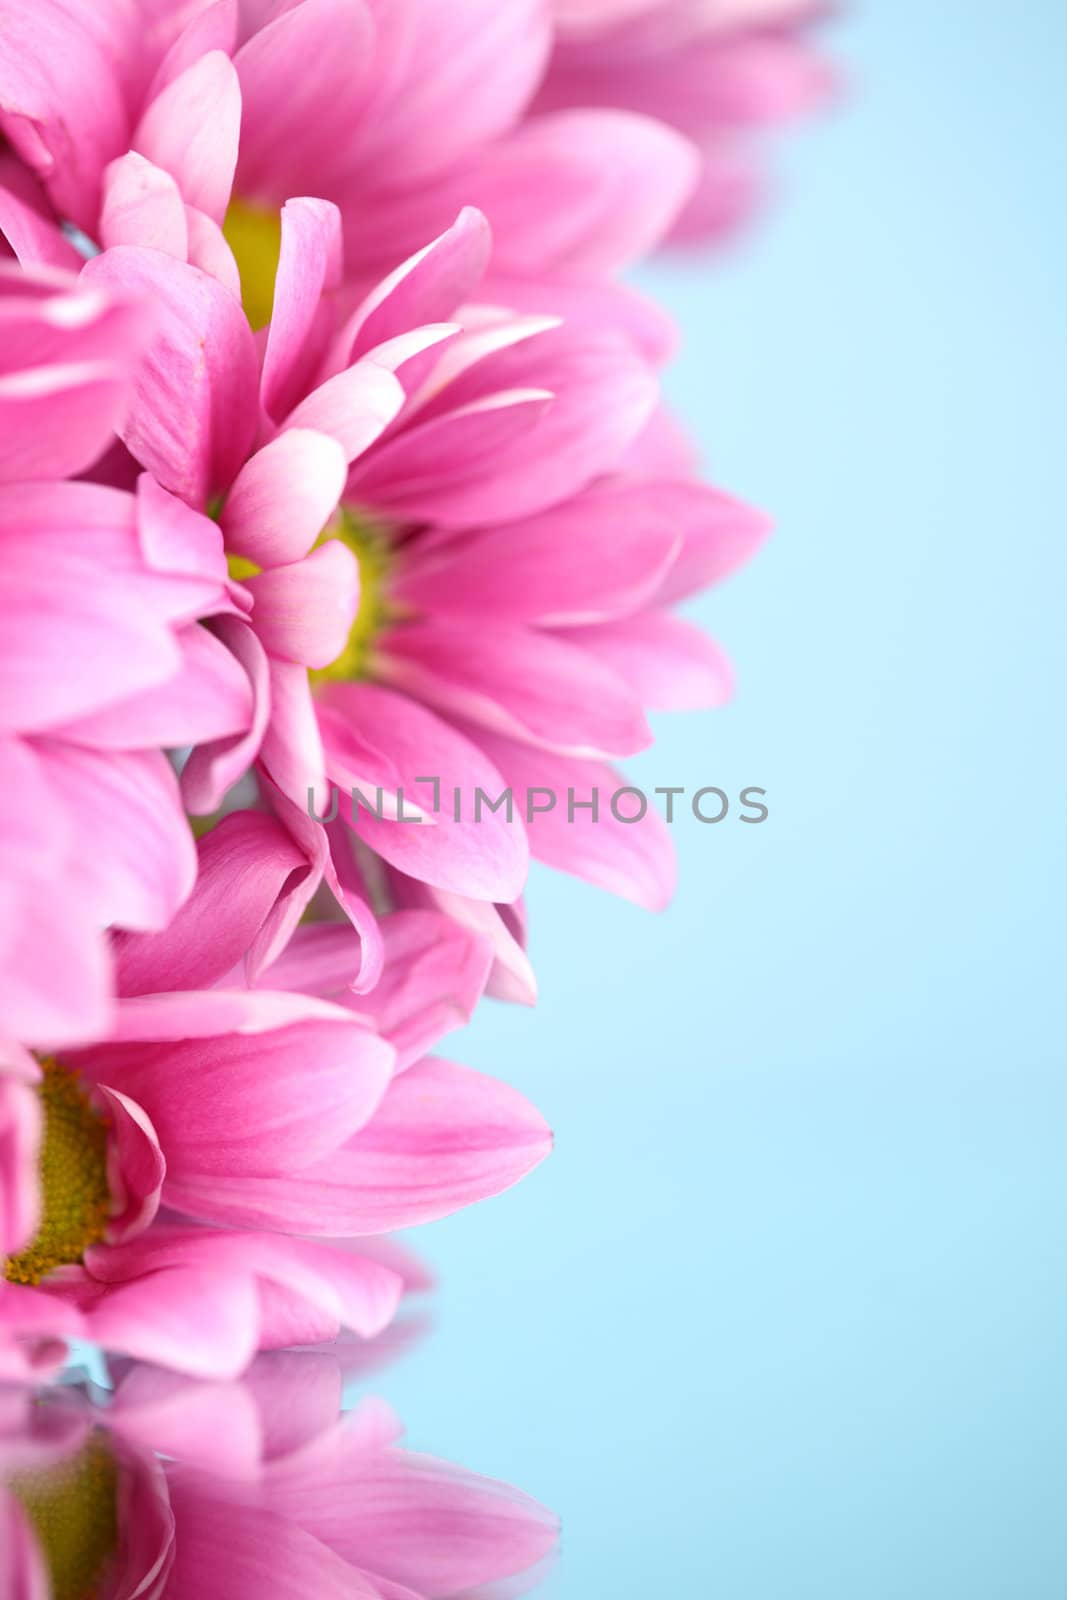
[0,0,829,1382]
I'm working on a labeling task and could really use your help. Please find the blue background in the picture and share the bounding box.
[372,5,1067,1593]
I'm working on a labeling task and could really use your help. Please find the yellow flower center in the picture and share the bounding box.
[222,197,283,331]
[310,510,393,684]
[4,1061,111,1287]
[7,1432,119,1600]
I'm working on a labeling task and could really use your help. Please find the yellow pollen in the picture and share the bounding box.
[227,551,262,583]
[310,509,394,684]
[222,197,283,331]
[7,1432,119,1600]
[4,1060,111,1287]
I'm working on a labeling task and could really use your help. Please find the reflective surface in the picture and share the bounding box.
[1,1345,558,1597]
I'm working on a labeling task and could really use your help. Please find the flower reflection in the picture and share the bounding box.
[0,1350,558,1599]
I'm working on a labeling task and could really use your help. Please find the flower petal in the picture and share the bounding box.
[378,620,652,760]
[113,809,314,997]
[82,246,258,504]
[261,196,342,421]
[465,728,677,911]
[244,540,359,669]
[222,429,349,567]
[564,611,736,710]
[158,1057,552,1234]
[318,683,529,903]
[132,50,241,225]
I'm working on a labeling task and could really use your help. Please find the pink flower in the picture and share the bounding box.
[538,0,836,245]
[0,0,696,293]
[0,1352,559,1598]
[1,813,551,1381]
[80,200,765,976]
[0,263,248,1047]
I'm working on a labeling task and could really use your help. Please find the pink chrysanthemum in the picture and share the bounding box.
[1,813,550,1381]
[79,192,765,994]
[1,1354,559,1598]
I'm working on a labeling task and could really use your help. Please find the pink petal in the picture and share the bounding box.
[0,737,67,883]
[0,1281,85,1383]
[0,1078,41,1258]
[466,109,699,277]
[233,0,376,199]
[340,206,491,369]
[652,484,771,602]
[97,1085,165,1244]
[317,682,529,903]
[144,0,240,100]
[180,615,271,813]
[84,1266,261,1380]
[82,245,258,504]
[377,620,652,758]
[341,0,551,189]
[565,611,736,710]
[266,779,386,993]
[132,50,241,224]
[244,539,359,669]
[344,105,696,279]
[162,1057,552,1234]
[86,1019,394,1184]
[0,549,181,733]
[280,1441,559,1597]
[0,268,153,483]
[90,1227,403,1344]
[106,987,358,1043]
[113,809,314,997]
[0,0,134,231]
[365,912,492,1068]
[482,269,677,366]
[35,742,196,932]
[466,729,677,911]
[0,155,82,268]
[258,656,329,813]
[401,311,560,412]
[57,620,253,750]
[268,912,492,1070]
[185,202,242,297]
[0,876,113,1050]
[222,428,348,569]
[388,876,537,1007]
[354,321,460,397]
[135,471,231,593]
[0,360,141,484]
[355,325,656,528]
[99,151,189,256]
[346,389,554,519]
[261,196,342,421]
[393,481,682,624]
[282,360,406,464]
[163,1481,382,1599]
[0,1496,50,1600]
[108,1363,263,1480]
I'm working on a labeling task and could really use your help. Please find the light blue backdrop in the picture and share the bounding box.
[369,5,1067,1593]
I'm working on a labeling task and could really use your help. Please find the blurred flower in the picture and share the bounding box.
[538,0,836,246]
[0,1349,559,1597]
